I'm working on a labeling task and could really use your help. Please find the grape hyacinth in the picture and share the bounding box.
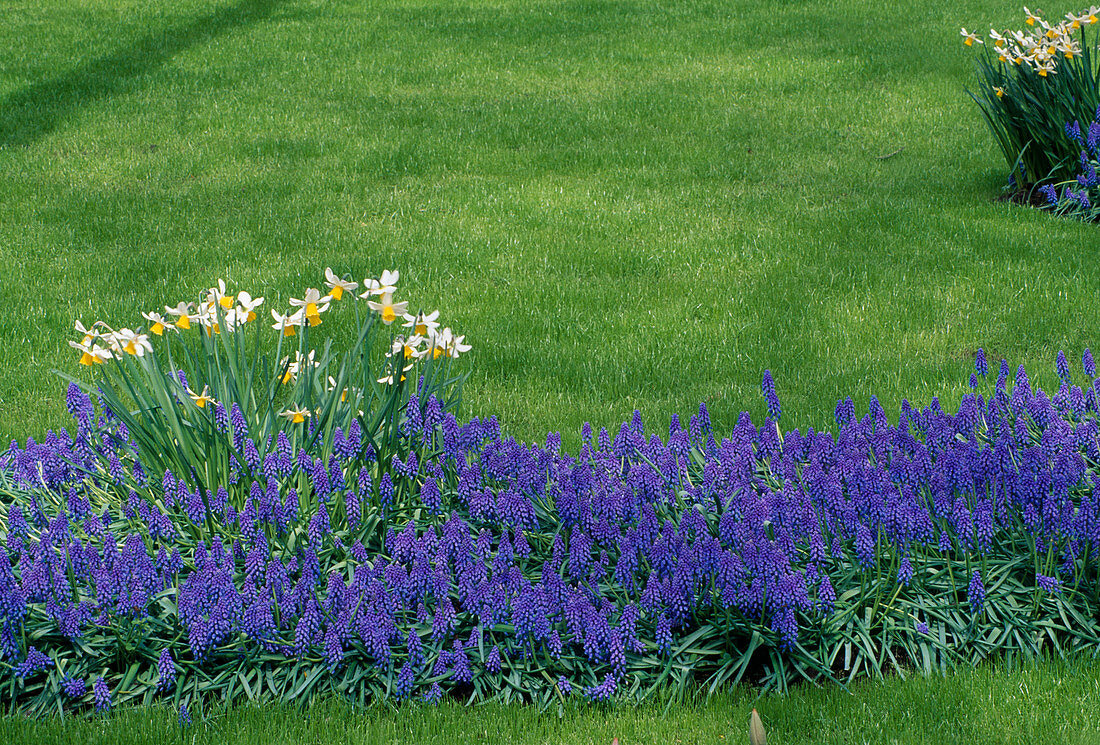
[93,677,111,713]
[4,350,1100,714]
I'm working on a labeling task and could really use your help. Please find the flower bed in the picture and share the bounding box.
[2,272,1100,716]
[962,6,1100,218]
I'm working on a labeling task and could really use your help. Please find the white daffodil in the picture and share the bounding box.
[378,362,415,386]
[366,293,408,325]
[989,29,1006,46]
[204,279,234,310]
[236,291,264,322]
[280,406,311,424]
[324,268,358,300]
[1056,37,1082,58]
[326,376,353,403]
[446,333,472,358]
[361,269,399,297]
[141,311,174,336]
[165,302,196,330]
[432,327,471,359]
[194,304,223,335]
[187,385,215,408]
[278,350,317,385]
[271,309,305,336]
[426,328,449,360]
[74,320,99,346]
[69,338,112,366]
[402,310,440,337]
[112,328,153,357]
[961,27,983,46]
[389,335,427,361]
[1024,6,1039,26]
[289,288,331,326]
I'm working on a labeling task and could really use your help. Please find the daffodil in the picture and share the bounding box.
[69,338,111,366]
[236,292,264,322]
[402,310,440,337]
[1088,6,1099,24]
[361,270,399,297]
[110,328,153,357]
[280,406,311,424]
[990,29,1007,47]
[378,363,414,385]
[324,268,358,300]
[204,279,234,310]
[993,85,1005,98]
[74,320,98,346]
[961,27,983,46]
[194,305,223,335]
[141,311,173,335]
[389,335,427,360]
[1024,6,1039,26]
[188,385,215,408]
[271,309,305,336]
[366,293,408,325]
[289,288,331,326]
[279,350,317,385]
[165,302,196,330]
[327,376,352,402]
[438,328,471,358]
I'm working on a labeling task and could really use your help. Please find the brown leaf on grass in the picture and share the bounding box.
[749,709,766,745]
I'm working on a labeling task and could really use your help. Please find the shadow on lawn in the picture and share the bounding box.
[0,0,284,150]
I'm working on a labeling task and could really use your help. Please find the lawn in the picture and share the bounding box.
[2,0,1097,450]
[2,0,1100,741]
[4,655,1100,744]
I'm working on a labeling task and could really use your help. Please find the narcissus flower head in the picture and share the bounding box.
[69,337,112,366]
[280,406,311,424]
[289,289,331,326]
[187,385,215,409]
[141,311,174,335]
[235,292,264,322]
[402,310,440,337]
[361,269,399,298]
[165,302,196,330]
[367,293,408,325]
[204,279,234,310]
[107,328,153,357]
[324,268,358,300]
[271,309,305,336]
[961,27,983,45]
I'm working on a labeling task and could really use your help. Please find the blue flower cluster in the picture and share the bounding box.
[1039,108,1100,217]
[2,354,1100,713]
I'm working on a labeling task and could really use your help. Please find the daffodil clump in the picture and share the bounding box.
[962,6,1100,195]
[65,268,470,509]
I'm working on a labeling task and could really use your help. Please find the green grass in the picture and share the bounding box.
[4,0,1100,739]
[1,0,1097,449]
[5,656,1100,744]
